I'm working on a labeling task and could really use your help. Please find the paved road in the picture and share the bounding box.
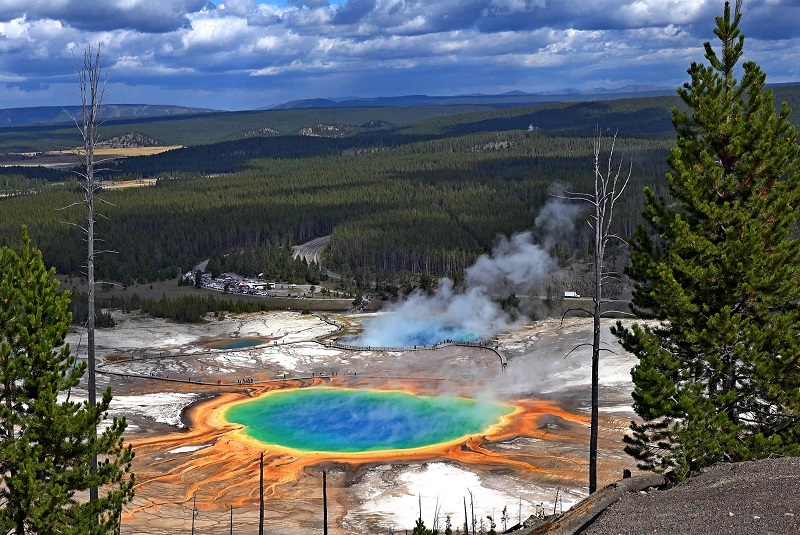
[292,235,341,280]
[292,235,331,264]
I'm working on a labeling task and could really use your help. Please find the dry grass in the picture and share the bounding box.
[91,146,182,157]
[7,146,182,168]
[103,178,158,190]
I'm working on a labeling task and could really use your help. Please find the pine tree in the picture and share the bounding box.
[613,0,800,478]
[0,229,135,534]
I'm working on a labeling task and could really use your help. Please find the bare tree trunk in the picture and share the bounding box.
[470,490,475,535]
[75,44,105,504]
[557,127,631,494]
[464,497,469,535]
[191,492,197,535]
[590,191,603,494]
[322,470,328,535]
[259,452,264,535]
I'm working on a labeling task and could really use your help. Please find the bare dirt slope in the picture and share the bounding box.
[580,457,800,535]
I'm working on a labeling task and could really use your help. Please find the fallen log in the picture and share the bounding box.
[518,472,668,535]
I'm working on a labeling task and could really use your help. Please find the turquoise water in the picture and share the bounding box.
[223,388,512,453]
[352,317,478,347]
[207,337,266,349]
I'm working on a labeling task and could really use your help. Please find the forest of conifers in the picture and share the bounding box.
[1,86,798,288]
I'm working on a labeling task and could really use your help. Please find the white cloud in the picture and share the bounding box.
[0,0,794,110]
[181,15,252,51]
[0,17,30,41]
[222,0,258,17]
[616,0,712,26]
[1,0,208,33]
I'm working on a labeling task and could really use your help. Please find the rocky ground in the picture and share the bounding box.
[581,457,800,535]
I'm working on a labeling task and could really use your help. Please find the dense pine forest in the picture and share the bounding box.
[1,86,798,290]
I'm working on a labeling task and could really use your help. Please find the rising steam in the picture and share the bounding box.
[352,199,581,347]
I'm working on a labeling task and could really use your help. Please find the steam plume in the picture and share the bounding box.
[353,225,565,347]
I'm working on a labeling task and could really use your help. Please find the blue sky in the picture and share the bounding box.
[0,0,797,111]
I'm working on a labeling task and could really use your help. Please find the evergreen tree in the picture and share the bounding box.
[412,517,434,535]
[0,229,135,534]
[613,0,800,478]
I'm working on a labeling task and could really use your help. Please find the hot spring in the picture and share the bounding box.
[348,317,479,347]
[206,337,269,350]
[222,387,513,453]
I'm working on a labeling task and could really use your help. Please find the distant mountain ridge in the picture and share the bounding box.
[0,104,218,128]
[269,85,676,110]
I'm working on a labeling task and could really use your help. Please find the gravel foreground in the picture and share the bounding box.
[580,457,800,535]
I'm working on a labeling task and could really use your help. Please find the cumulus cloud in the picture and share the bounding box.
[332,0,377,25]
[0,0,796,110]
[0,0,208,33]
[740,0,800,40]
[181,15,252,51]
[287,0,330,7]
[221,0,257,17]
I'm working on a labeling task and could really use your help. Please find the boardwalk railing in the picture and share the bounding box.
[325,339,508,370]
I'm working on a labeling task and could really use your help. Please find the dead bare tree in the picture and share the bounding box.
[259,452,265,535]
[469,489,476,535]
[463,497,469,535]
[322,469,328,535]
[58,44,109,503]
[557,127,632,493]
[79,45,105,503]
[191,492,198,535]
[431,496,442,533]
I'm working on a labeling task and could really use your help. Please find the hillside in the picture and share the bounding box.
[269,86,675,109]
[0,105,493,152]
[0,104,217,128]
[580,457,800,535]
[0,85,797,289]
[0,84,796,153]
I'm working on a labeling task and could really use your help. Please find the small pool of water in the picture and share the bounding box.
[206,337,269,350]
[223,387,513,453]
[348,318,478,347]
